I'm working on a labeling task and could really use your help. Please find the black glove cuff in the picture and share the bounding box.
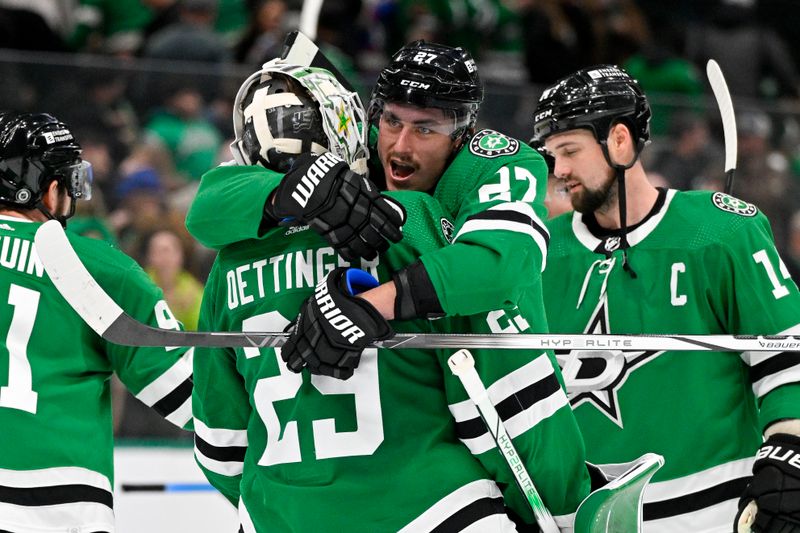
[392,261,444,320]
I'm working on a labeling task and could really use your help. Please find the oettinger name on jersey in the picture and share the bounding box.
[556,296,664,428]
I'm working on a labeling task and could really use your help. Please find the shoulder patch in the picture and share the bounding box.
[469,129,519,158]
[440,218,454,243]
[711,192,757,217]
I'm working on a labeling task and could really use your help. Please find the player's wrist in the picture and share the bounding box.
[392,261,444,320]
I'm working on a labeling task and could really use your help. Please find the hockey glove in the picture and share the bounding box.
[735,433,800,532]
[282,267,393,380]
[267,152,406,261]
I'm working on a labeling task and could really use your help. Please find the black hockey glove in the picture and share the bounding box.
[282,267,393,380]
[267,152,406,261]
[735,433,800,533]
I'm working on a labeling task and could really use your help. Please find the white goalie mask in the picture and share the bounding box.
[231,60,369,174]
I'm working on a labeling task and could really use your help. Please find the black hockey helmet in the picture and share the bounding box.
[0,112,92,211]
[369,40,483,137]
[531,65,651,153]
[231,61,369,174]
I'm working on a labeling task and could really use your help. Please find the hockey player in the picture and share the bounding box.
[0,112,193,532]
[191,61,591,531]
[531,65,800,532]
[187,41,553,386]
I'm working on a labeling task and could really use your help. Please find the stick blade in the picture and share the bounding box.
[34,219,122,336]
[706,59,738,174]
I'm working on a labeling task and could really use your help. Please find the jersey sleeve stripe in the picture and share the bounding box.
[162,393,192,428]
[134,348,194,407]
[152,377,193,420]
[397,479,506,533]
[750,357,800,398]
[195,434,247,463]
[453,202,549,270]
[449,357,567,454]
[0,466,111,491]
[194,419,248,447]
[0,501,115,532]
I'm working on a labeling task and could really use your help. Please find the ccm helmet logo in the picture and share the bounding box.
[535,109,552,122]
[400,79,431,89]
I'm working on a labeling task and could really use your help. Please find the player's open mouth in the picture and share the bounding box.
[390,161,416,180]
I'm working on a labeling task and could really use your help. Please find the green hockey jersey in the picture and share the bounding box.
[185,129,551,318]
[192,187,589,532]
[543,189,800,532]
[0,215,193,533]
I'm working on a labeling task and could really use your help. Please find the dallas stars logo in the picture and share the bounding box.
[555,297,665,428]
[469,129,519,158]
[336,104,351,135]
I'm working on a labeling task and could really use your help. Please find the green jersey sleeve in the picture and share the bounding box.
[185,164,283,249]
[74,235,194,431]
[423,131,551,316]
[192,261,249,506]
[705,209,800,431]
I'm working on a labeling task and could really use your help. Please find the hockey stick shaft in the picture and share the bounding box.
[707,59,738,194]
[447,349,559,533]
[33,220,800,352]
[280,30,357,93]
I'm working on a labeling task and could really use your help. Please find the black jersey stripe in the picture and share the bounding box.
[455,372,561,440]
[195,434,247,463]
[464,210,550,246]
[152,376,193,417]
[642,476,750,521]
[0,483,113,508]
[749,352,800,384]
[430,496,506,533]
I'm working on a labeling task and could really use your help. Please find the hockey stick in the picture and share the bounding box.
[298,0,324,41]
[706,59,738,195]
[707,63,758,533]
[280,30,357,93]
[447,349,560,533]
[33,220,800,352]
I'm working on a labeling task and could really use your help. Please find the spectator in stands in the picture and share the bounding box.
[142,228,203,330]
[647,112,724,191]
[233,0,286,65]
[685,0,800,99]
[70,0,154,55]
[142,0,230,64]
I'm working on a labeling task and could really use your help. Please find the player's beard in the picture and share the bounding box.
[571,170,617,214]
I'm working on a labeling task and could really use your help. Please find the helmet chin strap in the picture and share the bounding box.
[599,135,644,279]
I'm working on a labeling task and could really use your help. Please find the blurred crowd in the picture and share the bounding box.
[4,0,800,440]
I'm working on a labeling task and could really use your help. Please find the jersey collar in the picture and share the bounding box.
[572,188,676,253]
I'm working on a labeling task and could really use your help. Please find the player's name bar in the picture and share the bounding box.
[120,483,215,493]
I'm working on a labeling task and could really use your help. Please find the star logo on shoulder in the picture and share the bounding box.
[555,297,665,428]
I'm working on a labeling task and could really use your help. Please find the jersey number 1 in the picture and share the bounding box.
[0,284,40,414]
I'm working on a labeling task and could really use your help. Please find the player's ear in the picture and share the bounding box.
[608,122,636,166]
[41,180,61,212]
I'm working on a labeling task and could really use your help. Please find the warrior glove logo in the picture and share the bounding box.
[291,152,339,208]
[314,280,366,344]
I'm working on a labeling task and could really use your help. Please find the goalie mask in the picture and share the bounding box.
[0,112,92,222]
[231,61,369,174]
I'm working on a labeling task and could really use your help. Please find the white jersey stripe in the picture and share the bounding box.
[195,447,245,477]
[398,479,503,533]
[0,501,115,533]
[239,499,257,533]
[449,357,566,454]
[643,457,752,502]
[642,499,737,533]
[135,348,193,406]
[0,465,111,491]
[164,395,192,427]
[194,418,248,448]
